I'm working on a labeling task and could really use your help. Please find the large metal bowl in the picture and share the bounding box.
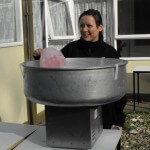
[21,58,128,106]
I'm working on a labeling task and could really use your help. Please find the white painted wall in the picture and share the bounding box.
[0,45,27,123]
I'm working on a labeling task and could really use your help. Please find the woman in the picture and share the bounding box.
[34,9,127,129]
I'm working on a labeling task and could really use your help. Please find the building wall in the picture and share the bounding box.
[0,45,27,123]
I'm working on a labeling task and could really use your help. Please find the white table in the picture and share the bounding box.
[133,66,150,110]
[0,122,122,150]
[0,122,39,150]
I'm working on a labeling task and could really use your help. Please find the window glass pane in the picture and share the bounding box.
[117,39,150,57]
[0,0,15,43]
[118,0,150,35]
[48,0,74,36]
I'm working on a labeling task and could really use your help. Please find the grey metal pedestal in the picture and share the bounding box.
[45,106,103,149]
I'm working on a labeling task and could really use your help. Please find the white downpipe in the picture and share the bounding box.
[44,0,49,48]
[113,0,118,49]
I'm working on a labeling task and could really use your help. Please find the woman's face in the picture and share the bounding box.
[79,15,103,42]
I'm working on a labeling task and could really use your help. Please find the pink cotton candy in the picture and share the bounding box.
[40,47,66,68]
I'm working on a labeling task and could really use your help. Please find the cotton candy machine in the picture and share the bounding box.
[21,58,127,106]
[21,58,128,149]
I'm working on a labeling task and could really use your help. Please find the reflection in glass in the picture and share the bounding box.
[48,0,74,36]
[117,39,150,57]
[118,0,150,35]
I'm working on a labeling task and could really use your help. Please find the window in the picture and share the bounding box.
[46,0,76,41]
[32,0,76,49]
[0,0,23,47]
[114,0,150,59]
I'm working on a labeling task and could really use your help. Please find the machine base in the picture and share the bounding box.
[45,105,103,149]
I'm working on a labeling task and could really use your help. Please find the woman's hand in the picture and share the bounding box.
[33,48,43,59]
[33,48,43,57]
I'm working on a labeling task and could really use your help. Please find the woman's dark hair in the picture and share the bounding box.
[79,9,103,27]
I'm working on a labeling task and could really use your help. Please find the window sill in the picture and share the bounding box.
[0,42,23,48]
[48,36,77,41]
[121,57,150,61]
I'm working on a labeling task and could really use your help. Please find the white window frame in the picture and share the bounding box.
[0,0,23,48]
[44,0,76,47]
[113,0,150,60]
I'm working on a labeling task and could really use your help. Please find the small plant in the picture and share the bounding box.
[121,111,150,149]
[123,122,133,131]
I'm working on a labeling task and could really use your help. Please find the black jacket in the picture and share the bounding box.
[61,38,126,129]
[61,38,119,58]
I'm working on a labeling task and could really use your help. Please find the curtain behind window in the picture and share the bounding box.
[0,0,15,43]
[32,0,44,49]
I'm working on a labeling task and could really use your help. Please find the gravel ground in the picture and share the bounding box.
[121,111,150,150]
